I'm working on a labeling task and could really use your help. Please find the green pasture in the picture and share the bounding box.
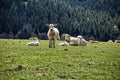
[0,39,120,80]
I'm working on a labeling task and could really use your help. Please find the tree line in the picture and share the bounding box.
[0,0,120,41]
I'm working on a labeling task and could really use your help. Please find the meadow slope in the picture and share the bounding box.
[0,39,120,80]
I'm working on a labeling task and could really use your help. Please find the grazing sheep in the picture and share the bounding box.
[46,23,60,48]
[114,40,120,43]
[59,42,69,46]
[77,35,87,46]
[27,38,40,46]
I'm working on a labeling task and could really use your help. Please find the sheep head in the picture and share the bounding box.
[64,34,71,43]
[46,23,57,32]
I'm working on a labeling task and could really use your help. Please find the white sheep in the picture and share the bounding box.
[64,34,87,46]
[114,40,120,43]
[27,38,40,46]
[46,23,60,48]
[107,40,113,43]
[59,42,69,46]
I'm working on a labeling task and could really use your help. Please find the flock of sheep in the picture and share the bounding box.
[27,23,120,48]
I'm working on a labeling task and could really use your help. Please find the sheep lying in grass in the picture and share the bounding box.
[64,34,87,46]
[107,40,113,43]
[114,40,120,43]
[59,42,69,46]
[27,38,40,46]
[77,35,87,46]
[46,23,60,48]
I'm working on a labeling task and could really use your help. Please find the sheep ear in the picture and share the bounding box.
[46,23,49,27]
[54,24,57,27]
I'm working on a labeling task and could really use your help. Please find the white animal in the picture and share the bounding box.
[46,23,60,48]
[27,38,40,46]
[64,34,87,46]
[59,42,69,46]
[107,40,113,43]
[114,40,120,43]
[63,34,87,46]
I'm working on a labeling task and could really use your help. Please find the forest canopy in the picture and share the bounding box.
[0,0,120,41]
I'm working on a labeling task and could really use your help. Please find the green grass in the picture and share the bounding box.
[0,39,120,80]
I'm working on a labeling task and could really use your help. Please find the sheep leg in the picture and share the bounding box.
[49,40,52,48]
[49,41,51,48]
[78,43,80,46]
[53,39,55,48]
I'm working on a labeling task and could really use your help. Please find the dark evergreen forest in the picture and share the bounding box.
[0,0,120,41]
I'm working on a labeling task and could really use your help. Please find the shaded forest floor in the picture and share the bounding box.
[0,39,120,80]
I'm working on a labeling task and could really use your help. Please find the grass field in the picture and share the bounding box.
[0,39,120,80]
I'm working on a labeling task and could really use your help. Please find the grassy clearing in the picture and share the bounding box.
[0,39,120,80]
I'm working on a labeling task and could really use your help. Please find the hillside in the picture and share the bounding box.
[0,0,120,41]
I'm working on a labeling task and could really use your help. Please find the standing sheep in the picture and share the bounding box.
[46,23,60,48]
